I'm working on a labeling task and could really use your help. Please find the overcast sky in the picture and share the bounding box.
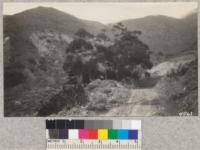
[3,2,197,24]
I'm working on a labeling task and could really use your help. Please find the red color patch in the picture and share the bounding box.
[88,129,98,139]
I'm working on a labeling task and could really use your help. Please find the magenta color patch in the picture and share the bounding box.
[79,129,89,139]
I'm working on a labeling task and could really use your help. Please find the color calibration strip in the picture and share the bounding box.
[46,120,141,140]
[46,120,141,150]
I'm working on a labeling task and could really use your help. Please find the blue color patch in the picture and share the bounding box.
[128,130,138,139]
[118,130,128,139]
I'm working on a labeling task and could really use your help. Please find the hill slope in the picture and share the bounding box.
[3,7,105,88]
[112,13,197,56]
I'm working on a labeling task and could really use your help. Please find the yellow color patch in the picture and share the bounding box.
[98,129,108,139]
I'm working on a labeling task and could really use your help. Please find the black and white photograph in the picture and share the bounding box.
[3,2,198,117]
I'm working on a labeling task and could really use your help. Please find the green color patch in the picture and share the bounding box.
[108,129,118,139]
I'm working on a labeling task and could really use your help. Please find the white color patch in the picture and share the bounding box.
[68,129,78,139]
[122,120,132,129]
[131,120,141,130]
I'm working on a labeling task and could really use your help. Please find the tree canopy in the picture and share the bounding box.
[63,24,152,83]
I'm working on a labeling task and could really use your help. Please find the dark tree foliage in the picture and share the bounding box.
[37,80,88,116]
[60,29,97,110]
[158,51,164,56]
[112,32,152,69]
[64,23,152,82]
[66,39,93,53]
[75,28,94,39]
[63,54,102,84]
[96,33,108,41]
[96,22,153,80]
[4,69,26,88]
[64,29,103,84]
[63,55,82,76]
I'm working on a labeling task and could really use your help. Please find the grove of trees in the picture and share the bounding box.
[63,22,152,84]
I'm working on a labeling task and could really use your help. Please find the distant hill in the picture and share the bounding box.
[4,6,105,37]
[181,12,197,51]
[111,13,197,56]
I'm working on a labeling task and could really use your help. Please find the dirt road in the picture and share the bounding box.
[104,88,164,116]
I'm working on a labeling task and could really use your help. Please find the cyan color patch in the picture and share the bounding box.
[118,130,128,139]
